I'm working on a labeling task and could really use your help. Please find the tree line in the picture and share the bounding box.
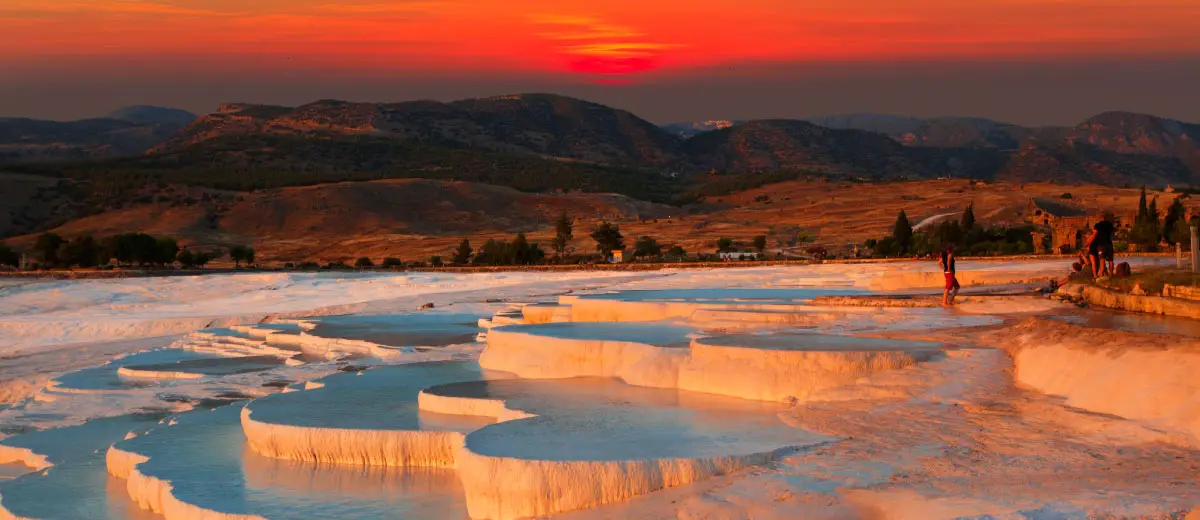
[0,232,255,269]
[869,204,1038,257]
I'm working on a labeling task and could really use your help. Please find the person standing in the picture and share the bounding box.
[1086,220,1115,278]
[939,245,960,307]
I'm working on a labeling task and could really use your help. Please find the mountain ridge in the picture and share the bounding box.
[3,95,1198,208]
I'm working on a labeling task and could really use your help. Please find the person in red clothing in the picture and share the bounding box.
[938,245,960,307]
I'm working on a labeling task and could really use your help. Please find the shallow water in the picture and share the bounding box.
[116,405,471,519]
[1048,309,1200,338]
[246,361,498,431]
[581,288,863,303]
[698,332,944,352]
[308,313,483,348]
[497,322,697,346]
[52,349,219,391]
[433,378,821,462]
[0,413,166,519]
[123,355,285,377]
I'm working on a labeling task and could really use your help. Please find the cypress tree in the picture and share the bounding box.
[961,203,976,231]
[893,210,913,253]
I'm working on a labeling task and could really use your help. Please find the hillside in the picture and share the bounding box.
[154,94,681,167]
[6,178,675,262]
[5,178,1166,263]
[4,95,1200,246]
[0,107,195,163]
[682,119,945,178]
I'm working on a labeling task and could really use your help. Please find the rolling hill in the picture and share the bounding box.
[5,178,1162,263]
[0,107,195,163]
[3,94,1200,254]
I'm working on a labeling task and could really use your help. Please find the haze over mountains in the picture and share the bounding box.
[0,106,196,163]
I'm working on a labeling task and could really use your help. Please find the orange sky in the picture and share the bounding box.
[4,0,1199,79]
[3,1,1200,123]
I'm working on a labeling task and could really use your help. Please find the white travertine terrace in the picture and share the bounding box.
[1001,318,1200,446]
[480,323,693,389]
[418,378,823,520]
[116,367,207,380]
[13,264,1200,520]
[241,407,468,468]
[682,334,941,402]
[239,362,501,468]
[482,323,944,403]
[565,296,813,323]
[0,445,49,472]
[455,444,792,520]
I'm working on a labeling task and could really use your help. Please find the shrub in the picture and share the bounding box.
[0,244,19,267]
[381,257,404,268]
[354,257,374,268]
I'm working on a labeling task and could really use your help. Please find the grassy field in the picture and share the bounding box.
[3,178,1171,263]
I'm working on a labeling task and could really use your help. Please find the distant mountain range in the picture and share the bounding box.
[0,106,196,163]
[2,94,1199,203]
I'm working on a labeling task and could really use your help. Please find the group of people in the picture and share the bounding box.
[938,219,1120,307]
[1083,220,1116,278]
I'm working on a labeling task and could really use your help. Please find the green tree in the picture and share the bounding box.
[633,236,662,258]
[1163,197,1187,244]
[429,256,443,267]
[590,221,624,256]
[512,233,531,264]
[716,237,734,253]
[666,245,686,259]
[1137,186,1148,220]
[893,210,913,254]
[229,245,255,267]
[552,212,573,258]
[475,239,504,265]
[193,251,213,268]
[34,233,65,266]
[961,203,976,231]
[1170,217,1195,246]
[354,257,374,268]
[59,235,102,268]
[155,238,179,266]
[452,239,473,265]
[0,243,21,268]
[753,235,767,252]
[1132,196,1162,247]
[103,233,158,266]
[510,233,545,265]
[177,249,196,268]
[382,257,404,268]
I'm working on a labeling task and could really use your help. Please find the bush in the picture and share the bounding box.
[0,244,19,268]
[381,257,404,268]
[429,256,443,267]
[354,257,374,268]
[666,245,686,260]
[473,233,546,265]
[229,245,256,267]
[633,236,662,258]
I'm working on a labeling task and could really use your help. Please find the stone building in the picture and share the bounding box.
[1026,198,1133,253]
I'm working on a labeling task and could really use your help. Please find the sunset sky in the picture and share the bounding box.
[3,0,1199,123]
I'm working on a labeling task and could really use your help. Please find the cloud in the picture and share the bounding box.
[564,42,681,59]
[531,13,682,76]
[308,2,450,14]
